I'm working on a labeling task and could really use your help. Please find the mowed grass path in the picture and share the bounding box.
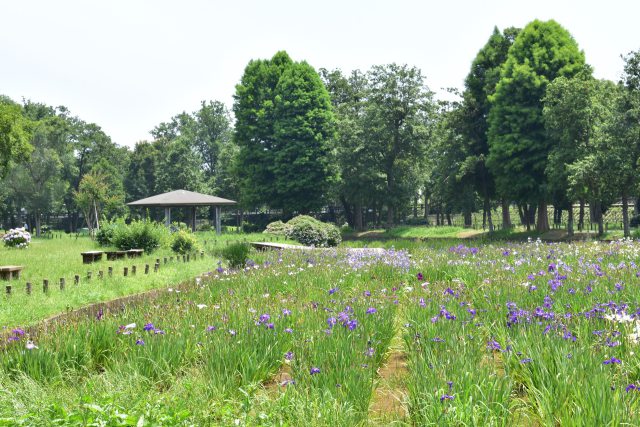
[0,232,288,327]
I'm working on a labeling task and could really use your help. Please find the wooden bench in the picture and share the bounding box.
[127,249,144,258]
[0,265,24,280]
[105,250,128,261]
[81,251,104,264]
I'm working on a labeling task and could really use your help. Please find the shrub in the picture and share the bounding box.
[221,242,250,268]
[285,215,341,247]
[111,220,169,253]
[264,220,290,236]
[197,223,212,232]
[171,230,199,254]
[96,221,123,246]
[630,215,640,228]
[3,227,31,248]
[169,222,189,233]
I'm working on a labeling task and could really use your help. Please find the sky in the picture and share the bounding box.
[2,0,638,147]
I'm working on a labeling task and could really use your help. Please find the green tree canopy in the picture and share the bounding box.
[487,19,585,231]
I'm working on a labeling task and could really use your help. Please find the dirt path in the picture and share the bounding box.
[369,335,409,425]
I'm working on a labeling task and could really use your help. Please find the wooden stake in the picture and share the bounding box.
[43,279,49,293]
[132,265,136,275]
[26,282,32,295]
[60,278,65,290]
[123,267,128,277]
[6,285,11,295]
[145,264,149,274]
[74,275,80,285]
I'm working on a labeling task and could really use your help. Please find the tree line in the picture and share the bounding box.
[1,19,639,236]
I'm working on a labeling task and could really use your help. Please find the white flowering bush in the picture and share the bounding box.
[3,227,31,249]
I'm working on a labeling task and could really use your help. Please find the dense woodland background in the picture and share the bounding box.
[1,19,639,237]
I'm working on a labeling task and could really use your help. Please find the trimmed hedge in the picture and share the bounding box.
[284,215,341,247]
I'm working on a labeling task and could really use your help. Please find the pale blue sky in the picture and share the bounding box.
[1,0,638,147]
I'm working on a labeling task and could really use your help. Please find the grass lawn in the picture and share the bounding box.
[346,225,482,240]
[0,232,291,327]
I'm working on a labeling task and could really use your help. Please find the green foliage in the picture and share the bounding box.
[154,137,204,193]
[234,51,337,213]
[220,241,250,268]
[95,220,122,246]
[171,230,199,254]
[285,215,341,247]
[487,19,585,207]
[264,220,290,235]
[0,99,32,177]
[111,220,168,253]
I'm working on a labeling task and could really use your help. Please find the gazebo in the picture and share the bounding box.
[127,190,236,234]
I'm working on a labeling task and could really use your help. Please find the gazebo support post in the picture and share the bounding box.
[215,206,222,235]
[191,206,197,232]
[164,207,171,226]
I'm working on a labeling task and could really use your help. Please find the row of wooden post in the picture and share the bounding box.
[5,250,206,296]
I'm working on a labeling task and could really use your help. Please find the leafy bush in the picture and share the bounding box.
[171,230,199,254]
[95,221,123,246]
[264,220,291,236]
[241,221,263,233]
[285,215,341,247]
[630,215,640,228]
[3,227,31,248]
[111,220,169,253]
[221,242,250,268]
[197,223,212,232]
[169,222,189,233]
[633,228,640,239]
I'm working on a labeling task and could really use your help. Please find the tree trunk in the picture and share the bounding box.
[446,212,452,226]
[528,204,537,227]
[595,201,604,236]
[536,200,549,232]
[355,204,363,231]
[463,210,472,228]
[567,204,574,237]
[484,197,494,232]
[386,205,394,229]
[501,199,511,229]
[623,194,630,238]
[578,200,585,231]
[35,213,41,237]
[424,197,430,225]
[518,204,525,227]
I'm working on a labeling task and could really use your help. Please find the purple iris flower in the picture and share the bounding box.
[603,357,621,365]
[440,394,455,402]
[487,340,502,351]
[259,313,270,324]
[143,323,155,331]
[136,339,145,346]
[310,367,321,375]
[366,307,377,314]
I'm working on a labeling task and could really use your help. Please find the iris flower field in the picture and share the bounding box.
[2,239,640,425]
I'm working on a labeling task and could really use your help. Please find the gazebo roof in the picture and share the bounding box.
[127,190,236,207]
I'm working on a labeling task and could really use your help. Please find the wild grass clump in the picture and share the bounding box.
[220,242,250,268]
